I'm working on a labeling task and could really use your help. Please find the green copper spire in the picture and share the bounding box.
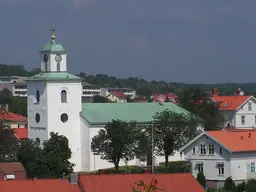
[41,25,66,53]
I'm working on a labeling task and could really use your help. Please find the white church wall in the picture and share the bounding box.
[80,117,90,172]
[46,81,82,172]
[27,81,49,146]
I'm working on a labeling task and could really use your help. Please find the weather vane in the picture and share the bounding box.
[51,24,56,40]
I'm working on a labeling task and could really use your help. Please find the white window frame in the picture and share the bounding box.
[248,102,252,111]
[208,144,214,155]
[218,164,224,175]
[241,115,245,125]
[200,144,206,155]
[198,164,203,173]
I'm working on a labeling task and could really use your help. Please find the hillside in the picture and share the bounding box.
[1,64,256,96]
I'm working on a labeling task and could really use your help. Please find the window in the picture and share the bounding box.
[198,164,203,173]
[57,62,60,72]
[45,62,48,71]
[61,90,67,103]
[192,148,196,154]
[200,144,206,155]
[35,113,40,123]
[36,90,40,103]
[60,113,68,123]
[248,102,252,111]
[241,116,245,125]
[218,163,224,175]
[35,138,40,146]
[251,162,255,172]
[208,144,214,155]
[220,148,223,154]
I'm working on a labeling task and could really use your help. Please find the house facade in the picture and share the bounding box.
[211,88,256,128]
[180,130,256,189]
[106,91,128,102]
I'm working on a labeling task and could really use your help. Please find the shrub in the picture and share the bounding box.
[224,177,235,190]
[196,171,206,188]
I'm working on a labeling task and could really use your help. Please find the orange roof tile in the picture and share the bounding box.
[208,130,256,152]
[13,128,28,139]
[79,173,205,192]
[0,179,80,192]
[211,95,250,110]
[0,109,27,122]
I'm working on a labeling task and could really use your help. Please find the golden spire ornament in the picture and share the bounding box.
[51,24,56,40]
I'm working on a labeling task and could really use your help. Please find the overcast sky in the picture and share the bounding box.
[0,0,255,83]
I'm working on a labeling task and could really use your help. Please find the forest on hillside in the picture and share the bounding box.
[1,64,256,96]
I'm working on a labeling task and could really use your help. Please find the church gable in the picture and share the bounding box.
[80,102,191,125]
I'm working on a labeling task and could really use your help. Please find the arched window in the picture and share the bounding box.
[61,90,67,103]
[45,62,48,72]
[57,62,60,72]
[36,90,40,103]
[35,138,40,146]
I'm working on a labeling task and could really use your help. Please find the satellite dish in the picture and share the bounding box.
[240,91,244,96]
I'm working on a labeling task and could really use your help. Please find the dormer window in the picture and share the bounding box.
[248,102,252,111]
[200,144,206,155]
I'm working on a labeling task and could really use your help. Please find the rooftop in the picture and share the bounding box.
[80,102,191,125]
[0,109,27,122]
[0,162,25,175]
[26,72,81,81]
[211,95,251,110]
[111,91,127,98]
[0,178,80,192]
[14,128,28,139]
[207,130,256,152]
[79,173,205,192]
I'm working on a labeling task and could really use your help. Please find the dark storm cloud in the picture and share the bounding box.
[0,0,255,83]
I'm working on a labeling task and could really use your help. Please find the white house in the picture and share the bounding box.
[211,88,256,129]
[179,129,256,189]
[26,25,188,172]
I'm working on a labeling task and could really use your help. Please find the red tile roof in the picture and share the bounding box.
[208,130,256,152]
[0,162,25,174]
[211,95,250,110]
[13,128,28,139]
[0,179,80,192]
[112,91,127,98]
[0,109,27,122]
[135,100,147,103]
[79,173,205,192]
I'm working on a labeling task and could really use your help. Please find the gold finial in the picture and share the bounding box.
[51,24,56,40]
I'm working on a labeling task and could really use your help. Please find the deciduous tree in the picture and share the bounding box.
[91,120,138,171]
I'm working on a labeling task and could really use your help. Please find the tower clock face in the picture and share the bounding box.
[55,54,62,62]
[44,54,48,62]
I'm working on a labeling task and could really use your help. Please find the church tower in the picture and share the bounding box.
[26,25,82,171]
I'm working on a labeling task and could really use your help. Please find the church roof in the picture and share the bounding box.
[26,72,81,81]
[41,40,65,53]
[80,102,191,125]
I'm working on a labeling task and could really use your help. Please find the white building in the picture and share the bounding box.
[210,88,256,128]
[26,26,186,172]
[179,129,256,189]
[0,76,27,97]
[101,87,136,99]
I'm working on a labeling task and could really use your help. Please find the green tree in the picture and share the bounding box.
[42,132,74,177]
[91,120,138,172]
[0,88,12,104]
[9,96,27,116]
[224,177,235,191]
[246,179,256,192]
[0,121,18,162]
[196,171,206,188]
[153,110,201,167]
[17,139,43,178]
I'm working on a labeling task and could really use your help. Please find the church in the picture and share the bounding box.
[26,26,190,172]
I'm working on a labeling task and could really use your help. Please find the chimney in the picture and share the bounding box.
[212,88,219,96]
[69,173,78,184]
[249,133,252,138]
[235,88,242,96]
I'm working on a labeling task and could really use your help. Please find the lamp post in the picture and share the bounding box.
[152,120,154,174]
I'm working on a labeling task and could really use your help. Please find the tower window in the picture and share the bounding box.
[35,138,40,146]
[35,113,40,123]
[60,113,68,123]
[61,90,67,103]
[45,62,48,72]
[57,62,60,72]
[36,90,40,103]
